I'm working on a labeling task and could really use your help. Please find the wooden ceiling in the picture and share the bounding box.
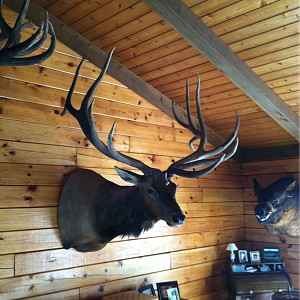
[5,0,300,159]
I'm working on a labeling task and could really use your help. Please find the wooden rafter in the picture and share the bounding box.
[3,0,242,161]
[141,0,300,142]
[242,144,299,163]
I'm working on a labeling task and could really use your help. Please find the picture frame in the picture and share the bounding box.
[238,250,248,262]
[262,247,281,262]
[139,284,156,296]
[250,251,261,263]
[157,281,181,300]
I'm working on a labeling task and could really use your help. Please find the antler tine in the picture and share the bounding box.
[168,154,225,179]
[17,13,50,57]
[0,0,12,47]
[191,109,239,162]
[171,77,204,150]
[61,49,115,159]
[166,73,239,180]
[61,59,83,117]
[2,0,30,50]
[0,21,44,61]
[62,45,114,118]
[61,48,153,175]
[168,75,209,170]
[107,122,154,175]
[194,73,207,150]
[81,46,115,112]
[0,0,56,66]
[180,138,239,171]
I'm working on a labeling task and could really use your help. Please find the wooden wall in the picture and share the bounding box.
[243,158,299,291]
[0,7,244,300]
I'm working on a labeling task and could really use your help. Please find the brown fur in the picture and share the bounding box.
[254,177,299,237]
[264,208,299,236]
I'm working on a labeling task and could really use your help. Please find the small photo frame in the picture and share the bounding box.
[238,250,248,262]
[250,251,261,263]
[139,284,156,296]
[262,247,281,262]
[157,281,180,300]
[167,288,180,300]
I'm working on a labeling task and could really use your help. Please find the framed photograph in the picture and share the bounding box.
[157,281,181,300]
[262,247,281,262]
[139,284,156,296]
[250,251,261,263]
[238,250,248,262]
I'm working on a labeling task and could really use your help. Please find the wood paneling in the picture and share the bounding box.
[1,1,299,299]
[0,7,246,299]
[3,0,299,150]
[0,254,14,279]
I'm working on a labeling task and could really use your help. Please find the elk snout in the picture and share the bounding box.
[171,213,186,227]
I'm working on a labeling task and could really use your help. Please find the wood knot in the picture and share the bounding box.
[28,185,37,192]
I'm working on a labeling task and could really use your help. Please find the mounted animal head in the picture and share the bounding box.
[254,177,299,237]
[57,48,239,252]
[0,0,56,66]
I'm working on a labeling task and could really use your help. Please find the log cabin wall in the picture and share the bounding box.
[242,158,299,291]
[0,7,244,300]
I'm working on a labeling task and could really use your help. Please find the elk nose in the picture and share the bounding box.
[173,214,186,225]
[255,207,265,216]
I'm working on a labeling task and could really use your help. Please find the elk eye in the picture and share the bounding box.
[148,188,156,197]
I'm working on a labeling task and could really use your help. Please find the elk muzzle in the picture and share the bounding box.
[168,213,186,227]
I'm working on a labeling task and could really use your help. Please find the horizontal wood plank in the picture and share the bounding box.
[24,289,79,300]
[245,215,263,229]
[0,76,184,129]
[242,158,300,175]
[0,254,14,279]
[0,228,62,255]
[0,208,57,232]
[0,118,129,152]
[0,141,76,166]
[1,254,171,300]
[80,263,228,300]
[171,244,229,269]
[0,186,61,208]
[246,228,300,245]
[180,202,243,217]
[0,98,197,145]
[0,65,151,109]
[189,288,228,300]
[15,228,245,275]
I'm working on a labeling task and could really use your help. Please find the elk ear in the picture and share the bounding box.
[253,178,262,196]
[286,179,299,197]
[114,166,143,185]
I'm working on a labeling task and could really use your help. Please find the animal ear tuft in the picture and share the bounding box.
[114,166,142,185]
[286,179,299,197]
[253,178,262,195]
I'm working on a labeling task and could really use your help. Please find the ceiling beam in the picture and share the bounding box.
[4,0,241,161]
[242,144,299,163]
[141,0,300,142]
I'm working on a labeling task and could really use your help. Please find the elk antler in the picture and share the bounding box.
[165,74,239,179]
[61,48,164,179]
[62,47,239,183]
[0,0,56,66]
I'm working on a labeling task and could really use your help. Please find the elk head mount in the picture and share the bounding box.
[0,0,56,66]
[57,48,239,252]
